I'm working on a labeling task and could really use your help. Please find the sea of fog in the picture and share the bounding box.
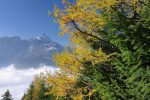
[0,64,58,100]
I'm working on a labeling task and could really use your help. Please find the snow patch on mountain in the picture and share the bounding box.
[46,47,56,51]
[35,36,41,40]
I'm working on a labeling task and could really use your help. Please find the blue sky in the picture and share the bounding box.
[0,0,72,46]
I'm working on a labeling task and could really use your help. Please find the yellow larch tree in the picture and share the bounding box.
[46,0,142,99]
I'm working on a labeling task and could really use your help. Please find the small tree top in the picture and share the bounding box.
[1,90,13,100]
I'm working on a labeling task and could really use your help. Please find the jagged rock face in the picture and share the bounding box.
[0,35,63,68]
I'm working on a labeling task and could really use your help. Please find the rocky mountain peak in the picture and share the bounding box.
[0,35,63,69]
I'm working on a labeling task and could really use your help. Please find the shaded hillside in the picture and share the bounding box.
[0,34,63,68]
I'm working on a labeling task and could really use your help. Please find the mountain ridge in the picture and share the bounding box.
[0,34,63,69]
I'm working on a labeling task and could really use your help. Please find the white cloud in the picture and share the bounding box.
[0,64,59,100]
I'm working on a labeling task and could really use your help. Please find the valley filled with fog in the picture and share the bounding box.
[0,64,58,100]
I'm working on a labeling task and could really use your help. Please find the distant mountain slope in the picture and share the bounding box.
[0,34,63,68]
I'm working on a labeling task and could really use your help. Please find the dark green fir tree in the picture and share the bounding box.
[1,90,13,100]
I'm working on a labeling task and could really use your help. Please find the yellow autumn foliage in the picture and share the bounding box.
[46,0,141,99]
[46,71,77,97]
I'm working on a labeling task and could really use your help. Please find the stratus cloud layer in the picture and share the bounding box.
[0,64,58,100]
